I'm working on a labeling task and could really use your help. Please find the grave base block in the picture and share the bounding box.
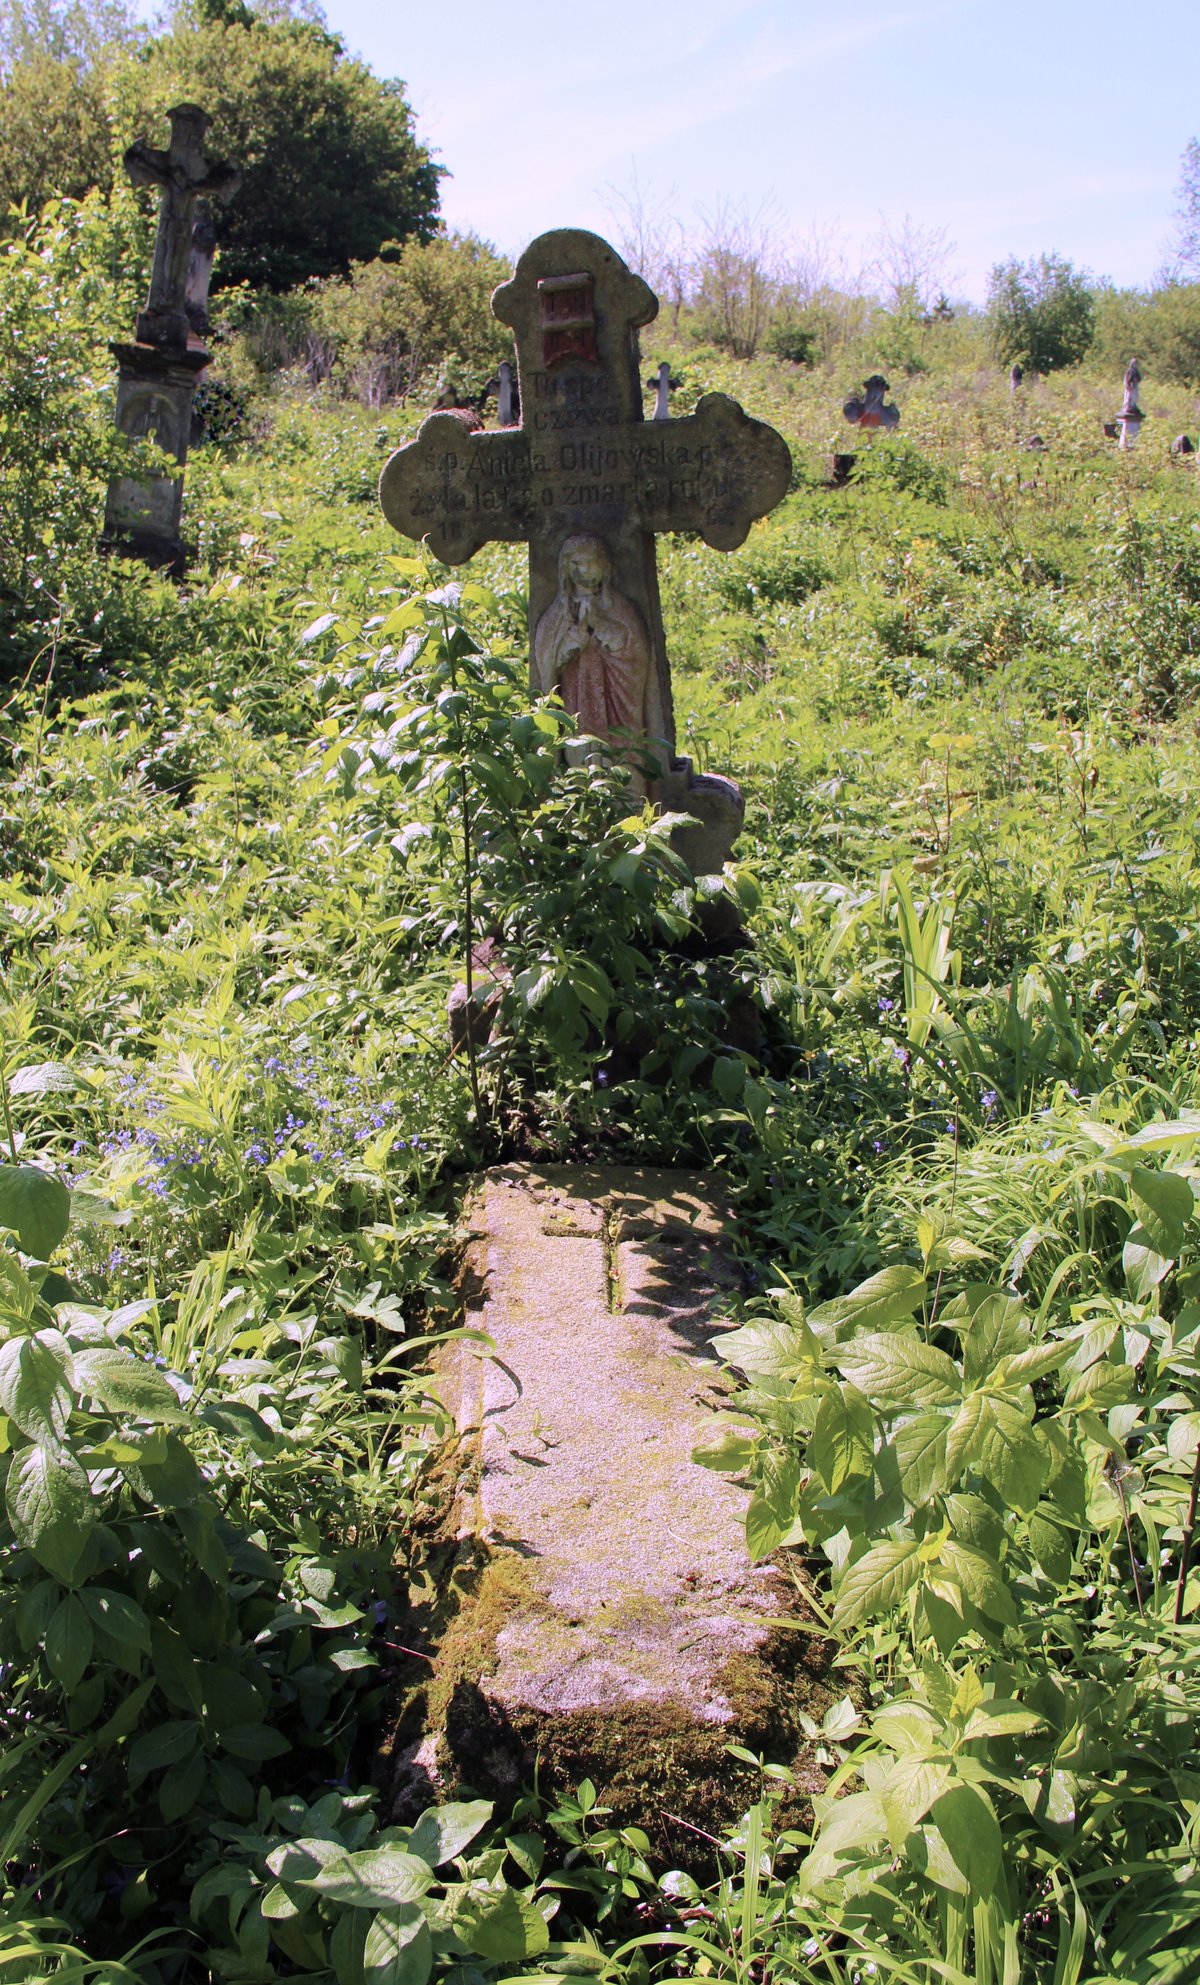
[381,1166,833,1859]
[656,756,745,942]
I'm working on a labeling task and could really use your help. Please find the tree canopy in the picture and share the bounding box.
[986,252,1096,373]
[133,4,442,288]
[0,0,442,290]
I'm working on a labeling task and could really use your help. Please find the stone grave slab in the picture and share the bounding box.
[385,1165,830,1847]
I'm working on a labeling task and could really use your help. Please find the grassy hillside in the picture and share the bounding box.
[3,210,1200,1983]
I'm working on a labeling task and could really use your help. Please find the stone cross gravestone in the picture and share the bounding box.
[380,229,791,876]
[127,104,241,353]
[102,105,239,574]
[843,372,900,430]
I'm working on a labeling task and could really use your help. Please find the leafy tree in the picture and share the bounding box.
[0,0,139,217]
[329,233,512,405]
[130,1,442,290]
[1093,278,1200,388]
[986,252,1095,372]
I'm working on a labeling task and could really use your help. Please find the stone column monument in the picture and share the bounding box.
[101,105,239,574]
[1116,358,1144,451]
[379,228,791,880]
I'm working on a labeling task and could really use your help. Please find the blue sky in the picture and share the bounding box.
[151,0,1198,300]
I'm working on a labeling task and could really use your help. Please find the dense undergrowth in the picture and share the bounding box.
[3,199,1200,1983]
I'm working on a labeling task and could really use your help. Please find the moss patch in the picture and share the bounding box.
[381,1531,836,1871]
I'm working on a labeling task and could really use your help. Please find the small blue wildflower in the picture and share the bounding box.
[264,1055,283,1075]
[244,1142,269,1166]
[946,1118,959,1139]
[71,1139,84,1156]
[980,1087,998,1115]
[873,1138,886,1155]
[878,996,895,1013]
[372,1600,389,1626]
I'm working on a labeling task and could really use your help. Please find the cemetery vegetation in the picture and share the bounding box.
[4,179,1200,1985]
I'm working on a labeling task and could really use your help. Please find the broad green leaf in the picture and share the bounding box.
[720,1315,821,1382]
[929,1782,1001,1891]
[745,1453,803,1560]
[44,1593,92,1691]
[1168,1412,1200,1463]
[939,1540,1016,1627]
[454,1886,550,1962]
[8,1062,76,1097]
[692,1428,756,1472]
[1020,1768,1076,1837]
[834,1539,924,1627]
[809,1266,927,1335]
[130,1720,201,1779]
[1128,1164,1195,1258]
[0,1331,74,1442]
[962,1700,1045,1740]
[159,1746,205,1823]
[800,1789,888,1888]
[712,1056,745,1104]
[1102,1114,1200,1157]
[945,1389,1047,1512]
[219,1726,291,1762]
[908,1822,969,1895]
[1027,1508,1073,1583]
[997,1338,1074,1386]
[6,1442,93,1580]
[1123,1224,1173,1300]
[72,1348,185,1423]
[835,1334,961,1413]
[882,1753,954,1850]
[266,1842,434,1909]
[873,1703,942,1755]
[81,1588,151,1656]
[807,1384,873,1492]
[364,1907,431,1985]
[887,1412,949,1506]
[406,1799,492,1867]
[959,1289,1029,1384]
[0,1165,70,1259]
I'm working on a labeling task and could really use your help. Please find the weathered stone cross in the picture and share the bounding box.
[380,229,790,862]
[125,103,240,352]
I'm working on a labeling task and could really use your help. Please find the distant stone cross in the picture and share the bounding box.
[843,374,900,431]
[125,103,240,351]
[380,229,790,768]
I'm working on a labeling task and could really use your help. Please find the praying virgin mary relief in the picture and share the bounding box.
[533,534,651,743]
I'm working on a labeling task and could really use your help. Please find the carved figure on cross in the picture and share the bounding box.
[125,103,240,352]
[380,229,791,774]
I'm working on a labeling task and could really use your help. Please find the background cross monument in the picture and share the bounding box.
[101,104,239,574]
[380,228,791,876]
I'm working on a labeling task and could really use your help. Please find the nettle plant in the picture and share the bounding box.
[307,570,762,1157]
[700,1112,1200,1980]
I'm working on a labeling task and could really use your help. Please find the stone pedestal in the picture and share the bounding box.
[101,342,209,574]
[383,1166,831,1855]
